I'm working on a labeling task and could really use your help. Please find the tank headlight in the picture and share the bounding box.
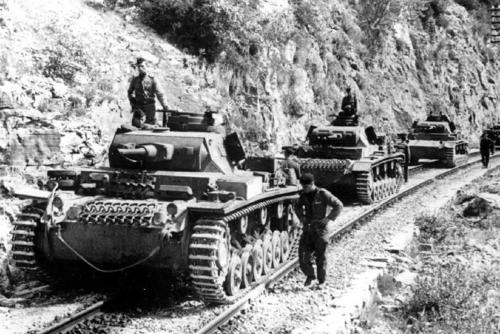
[53,196,64,211]
[66,205,82,220]
[167,203,178,217]
[153,209,167,226]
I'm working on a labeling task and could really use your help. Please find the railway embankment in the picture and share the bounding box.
[292,166,500,334]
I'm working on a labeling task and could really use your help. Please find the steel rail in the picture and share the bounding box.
[38,299,110,334]
[38,150,485,334]
[195,150,496,334]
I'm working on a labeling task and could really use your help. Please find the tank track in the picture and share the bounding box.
[188,197,298,304]
[444,143,468,167]
[444,146,456,167]
[11,209,43,270]
[355,162,403,204]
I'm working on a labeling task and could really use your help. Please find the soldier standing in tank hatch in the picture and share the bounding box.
[480,131,495,168]
[128,57,170,125]
[341,87,357,116]
[294,173,343,287]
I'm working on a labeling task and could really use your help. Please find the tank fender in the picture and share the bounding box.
[12,185,51,201]
[351,160,373,172]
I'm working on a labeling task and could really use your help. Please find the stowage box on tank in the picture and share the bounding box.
[10,111,301,304]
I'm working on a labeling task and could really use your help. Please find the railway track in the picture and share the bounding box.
[32,150,489,334]
[194,150,492,334]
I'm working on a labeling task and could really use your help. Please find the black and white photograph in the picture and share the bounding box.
[0,0,499,333]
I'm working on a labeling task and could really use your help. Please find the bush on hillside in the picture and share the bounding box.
[42,35,89,84]
[454,0,494,11]
[404,261,500,334]
[139,0,265,67]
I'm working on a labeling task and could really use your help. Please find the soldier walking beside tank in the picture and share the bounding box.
[128,57,170,125]
[295,173,343,287]
[480,132,495,168]
[398,134,411,182]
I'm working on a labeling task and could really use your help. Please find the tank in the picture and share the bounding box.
[293,114,405,204]
[405,114,468,167]
[10,111,300,304]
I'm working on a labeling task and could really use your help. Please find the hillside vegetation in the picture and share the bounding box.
[0,0,499,161]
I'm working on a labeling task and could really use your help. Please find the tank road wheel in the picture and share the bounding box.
[285,203,297,242]
[258,207,268,226]
[271,231,282,268]
[444,147,456,167]
[11,210,43,271]
[261,235,273,274]
[275,202,284,220]
[240,251,253,288]
[238,216,248,234]
[224,254,243,296]
[280,231,290,261]
[251,240,264,283]
[356,171,375,204]
[189,219,233,304]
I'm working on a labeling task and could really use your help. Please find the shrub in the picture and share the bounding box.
[404,261,500,333]
[42,34,89,84]
[139,0,264,67]
[356,0,406,53]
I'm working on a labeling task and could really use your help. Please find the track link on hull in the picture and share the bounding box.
[11,210,42,270]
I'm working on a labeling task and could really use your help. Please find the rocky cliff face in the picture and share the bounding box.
[212,0,500,150]
[0,0,498,164]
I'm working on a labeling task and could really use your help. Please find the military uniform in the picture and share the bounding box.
[341,93,357,116]
[480,134,495,168]
[294,187,343,284]
[282,154,301,185]
[128,74,167,125]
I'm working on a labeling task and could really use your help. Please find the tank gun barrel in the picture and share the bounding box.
[117,144,173,162]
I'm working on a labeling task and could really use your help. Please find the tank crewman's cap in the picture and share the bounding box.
[136,57,146,66]
[299,173,315,185]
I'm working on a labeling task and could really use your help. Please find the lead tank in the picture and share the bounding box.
[294,114,405,204]
[406,114,468,167]
[10,111,300,304]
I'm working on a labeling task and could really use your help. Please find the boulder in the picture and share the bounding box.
[463,193,500,217]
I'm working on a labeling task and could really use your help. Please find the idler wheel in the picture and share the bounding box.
[271,231,282,268]
[240,251,253,288]
[252,240,264,283]
[224,254,242,296]
[280,231,290,261]
[261,235,273,274]
[216,236,230,271]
